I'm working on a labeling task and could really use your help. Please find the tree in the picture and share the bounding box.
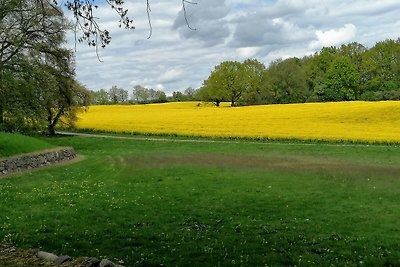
[198,80,225,107]
[172,91,186,102]
[131,85,166,104]
[360,39,400,94]
[199,61,246,106]
[108,86,128,104]
[90,89,109,105]
[184,87,197,100]
[303,47,338,101]
[321,56,360,101]
[0,0,68,125]
[239,59,267,105]
[267,58,309,104]
[154,90,167,103]
[132,85,150,103]
[0,0,90,134]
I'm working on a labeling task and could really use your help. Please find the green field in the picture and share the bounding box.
[1,135,400,266]
[0,132,55,158]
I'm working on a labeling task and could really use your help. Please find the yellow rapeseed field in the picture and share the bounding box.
[76,101,400,142]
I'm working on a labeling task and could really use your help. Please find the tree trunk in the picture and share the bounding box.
[0,104,3,125]
[47,108,64,136]
[48,123,56,136]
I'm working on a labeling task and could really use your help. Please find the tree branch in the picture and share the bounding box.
[182,0,197,31]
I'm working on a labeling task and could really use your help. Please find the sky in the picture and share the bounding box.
[65,0,400,95]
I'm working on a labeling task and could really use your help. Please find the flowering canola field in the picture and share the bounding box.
[76,101,400,142]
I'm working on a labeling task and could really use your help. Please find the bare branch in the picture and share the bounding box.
[182,0,197,31]
[146,0,152,39]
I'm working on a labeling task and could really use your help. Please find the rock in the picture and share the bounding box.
[85,257,101,267]
[55,255,72,265]
[99,259,124,267]
[0,147,76,176]
[37,251,58,262]
[99,259,115,267]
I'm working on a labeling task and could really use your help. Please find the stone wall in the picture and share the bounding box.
[0,147,76,176]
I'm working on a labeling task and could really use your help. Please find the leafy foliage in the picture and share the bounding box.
[0,0,90,134]
[199,38,400,106]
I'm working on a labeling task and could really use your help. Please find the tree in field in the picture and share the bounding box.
[108,86,129,104]
[172,91,186,102]
[198,78,226,107]
[267,58,309,104]
[220,61,246,106]
[239,59,267,105]
[303,47,338,101]
[360,39,400,95]
[131,85,167,104]
[90,89,109,105]
[338,42,366,67]
[172,88,199,102]
[184,87,197,100]
[154,90,167,103]
[132,85,150,103]
[321,56,360,101]
[200,61,246,106]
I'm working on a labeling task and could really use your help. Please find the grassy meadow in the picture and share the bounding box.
[0,132,55,158]
[1,135,400,266]
[76,101,400,142]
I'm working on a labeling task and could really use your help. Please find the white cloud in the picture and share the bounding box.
[309,24,357,49]
[158,68,185,83]
[236,47,261,58]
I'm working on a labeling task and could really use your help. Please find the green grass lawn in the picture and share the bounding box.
[0,132,55,158]
[1,135,400,266]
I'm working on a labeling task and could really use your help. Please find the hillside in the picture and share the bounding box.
[0,132,55,158]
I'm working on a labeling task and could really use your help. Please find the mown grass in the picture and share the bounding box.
[1,135,400,266]
[68,127,400,146]
[0,132,55,158]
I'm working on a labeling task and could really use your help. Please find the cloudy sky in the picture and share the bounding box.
[65,0,400,95]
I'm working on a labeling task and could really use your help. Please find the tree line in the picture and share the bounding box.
[89,86,198,104]
[198,39,400,106]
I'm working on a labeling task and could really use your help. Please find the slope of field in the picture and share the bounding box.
[76,101,400,142]
[0,132,55,158]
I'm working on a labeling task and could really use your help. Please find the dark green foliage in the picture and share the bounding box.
[320,56,360,101]
[267,58,309,104]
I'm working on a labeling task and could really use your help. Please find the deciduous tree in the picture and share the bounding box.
[267,58,309,104]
